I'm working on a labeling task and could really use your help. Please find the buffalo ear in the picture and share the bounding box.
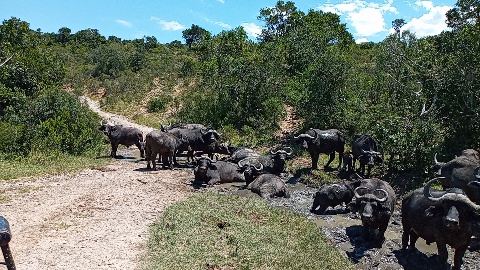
[209,164,217,170]
[424,206,438,217]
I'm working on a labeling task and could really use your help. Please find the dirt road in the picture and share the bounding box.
[1,97,193,269]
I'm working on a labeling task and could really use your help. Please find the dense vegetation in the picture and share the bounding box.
[1,0,479,186]
[145,193,353,270]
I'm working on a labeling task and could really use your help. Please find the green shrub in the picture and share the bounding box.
[147,95,173,113]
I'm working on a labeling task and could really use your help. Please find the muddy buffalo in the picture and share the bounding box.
[353,178,395,241]
[247,174,289,199]
[145,130,188,170]
[294,128,345,170]
[434,152,480,204]
[310,179,362,214]
[99,121,145,158]
[352,134,382,177]
[193,157,244,186]
[167,127,221,162]
[401,177,480,270]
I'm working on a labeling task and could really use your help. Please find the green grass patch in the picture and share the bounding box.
[144,193,353,270]
[0,151,111,181]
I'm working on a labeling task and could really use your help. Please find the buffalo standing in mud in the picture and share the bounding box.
[144,130,188,170]
[310,179,362,214]
[294,128,345,170]
[434,150,480,204]
[99,121,145,158]
[194,157,244,186]
[352,134,382,177]
[353,178,395,241]
[401,177,480,270]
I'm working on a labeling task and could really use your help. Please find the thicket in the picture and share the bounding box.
[0,0,478,187]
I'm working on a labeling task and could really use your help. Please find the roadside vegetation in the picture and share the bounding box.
[144,193,353,270]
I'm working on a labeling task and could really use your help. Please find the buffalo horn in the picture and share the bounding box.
[293,133,315,140]
[424,177,480,212]
[270,148,279,155]
[354,186,369,199]
[284,147,293,156]
[373,189,388,202]
[238,158,250,168]
[254,162,263,171]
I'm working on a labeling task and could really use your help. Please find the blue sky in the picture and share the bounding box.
[0,0,457,44]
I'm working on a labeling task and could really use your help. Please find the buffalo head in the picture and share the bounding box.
[201,129,222,144]
[99,120,116,136]
[293,129,318,149]
[238,157,263,185]
[354,186,390,225]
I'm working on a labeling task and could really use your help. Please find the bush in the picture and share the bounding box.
[147,95,173,113]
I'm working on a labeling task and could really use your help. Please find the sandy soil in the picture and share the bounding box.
[1,97,193,269]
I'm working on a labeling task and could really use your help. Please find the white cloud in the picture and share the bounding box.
[355,37,369,43]
[318,0,398,38]
[241,22,262,38]
[204,18,231,29]
[115,19,132,27]
[217,0,225,3]
[348,7,386,36]
[150,16,186,31]
[402,4,452,37]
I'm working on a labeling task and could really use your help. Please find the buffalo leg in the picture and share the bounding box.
[452,246,467,270]
[110,142,118,158]
[325,152,335,168]
[401,228,410,249]
[337,151,343,169]
[436,241,449,270]
[311,153,319,170]
[135,142,145,158]
[1,245,15,270]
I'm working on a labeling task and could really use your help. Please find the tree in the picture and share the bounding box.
[182,24,211,49]
[446,0,480,28]
[392,19,406,34]
[257,0,304,42]
[57,27,71,45]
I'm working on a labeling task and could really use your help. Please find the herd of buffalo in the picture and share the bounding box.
[99,121,480,270]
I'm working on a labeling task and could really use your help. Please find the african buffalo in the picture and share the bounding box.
[353,178,395,241]
[294,128,345,170]
[341,151,354,172]
[167,127,221,163]
[99,121,145,158]
[310,179,362,214]
[247,174,289,199]
[352,134,382,177]
[193,157,245,186]
[401,177,480,270]
[434,152,480,204]
[160,123,207,131]
[256,147,293,174]
[145,130,188,170]
[226,148,259,163]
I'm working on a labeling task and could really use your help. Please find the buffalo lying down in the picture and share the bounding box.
[194,157,245,186]
[310,179,361,214]
[246,174,289,199]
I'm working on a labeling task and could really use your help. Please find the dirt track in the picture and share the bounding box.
[1,97,194,269]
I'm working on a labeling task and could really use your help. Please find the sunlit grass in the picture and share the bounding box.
[0,152,111,181]
[144,193,353,270]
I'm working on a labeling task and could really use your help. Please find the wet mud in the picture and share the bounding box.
[208,175,480,270]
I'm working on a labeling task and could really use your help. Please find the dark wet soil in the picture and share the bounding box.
[207,174,480,270]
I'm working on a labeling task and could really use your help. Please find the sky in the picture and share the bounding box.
[0,0,457,44]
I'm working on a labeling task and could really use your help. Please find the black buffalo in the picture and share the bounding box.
[193,157,245,186]
[353,178,395,241]
[144,130,188,170]
[352,134,382,177]
[99,121,145,158]
[160,123,207,131]
[310,179,362,214]
[341,151,354,172]
[401,177,480,270]
[256,147,293,174]
[434,152,480,204]
[294,128,345,170]
[246,173,289,199]
[167,127,221,163]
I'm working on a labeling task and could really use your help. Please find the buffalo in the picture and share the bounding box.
[401,177,480,270]
[193,157,245,186]
[160,123,207,131]
[294,128,345,170]
[226,148,259,163]
[246,174,289,199]
[341,151,354,173]
[167,127,221,163]
[310,178,362,214]
[256,147,293,174]
[352,134,382,177]
[99,121,145,158]
[144,130,188,170]
[434,152,480,204]
[353,178,395,241]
